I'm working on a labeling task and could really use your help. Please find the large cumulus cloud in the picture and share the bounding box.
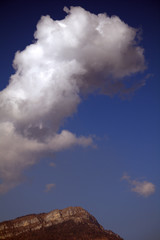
[0,6,146,193]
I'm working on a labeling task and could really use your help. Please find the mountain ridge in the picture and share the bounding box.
[0,206,123,240]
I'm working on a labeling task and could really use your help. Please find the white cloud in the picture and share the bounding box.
[0,6,146,193]
[45,183,56,192]
[122,174,155,197]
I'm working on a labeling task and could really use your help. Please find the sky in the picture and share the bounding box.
[0,0,160,240]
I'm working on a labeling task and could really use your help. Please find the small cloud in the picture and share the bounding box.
[45,183,56,192]
[122,173,155,197]
[131,180,155,197]
[122,173,130,181]
[49,162,56,167]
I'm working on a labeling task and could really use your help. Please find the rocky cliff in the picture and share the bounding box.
[0,206,123,240]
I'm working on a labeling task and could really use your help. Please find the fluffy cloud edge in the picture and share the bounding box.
[0,122,93,194]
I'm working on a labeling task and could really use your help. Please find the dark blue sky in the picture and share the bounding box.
[0,1,160,240]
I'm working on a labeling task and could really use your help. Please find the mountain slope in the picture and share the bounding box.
[0,206,123,240]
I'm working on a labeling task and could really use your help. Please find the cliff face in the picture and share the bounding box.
[0,206,123,240]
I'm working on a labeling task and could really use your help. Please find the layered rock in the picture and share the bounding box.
[0,206,123,240]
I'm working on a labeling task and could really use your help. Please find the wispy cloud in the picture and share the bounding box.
[49,162,56,167]
[45,183,56,192]
[0,6,146,193]
[122,174,155,197]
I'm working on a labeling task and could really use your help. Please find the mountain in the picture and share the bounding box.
[0,206,123,240]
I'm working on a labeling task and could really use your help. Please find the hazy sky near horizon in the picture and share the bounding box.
[0,1,160,240]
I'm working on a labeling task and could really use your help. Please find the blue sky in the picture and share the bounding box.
[0,1,160,240]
